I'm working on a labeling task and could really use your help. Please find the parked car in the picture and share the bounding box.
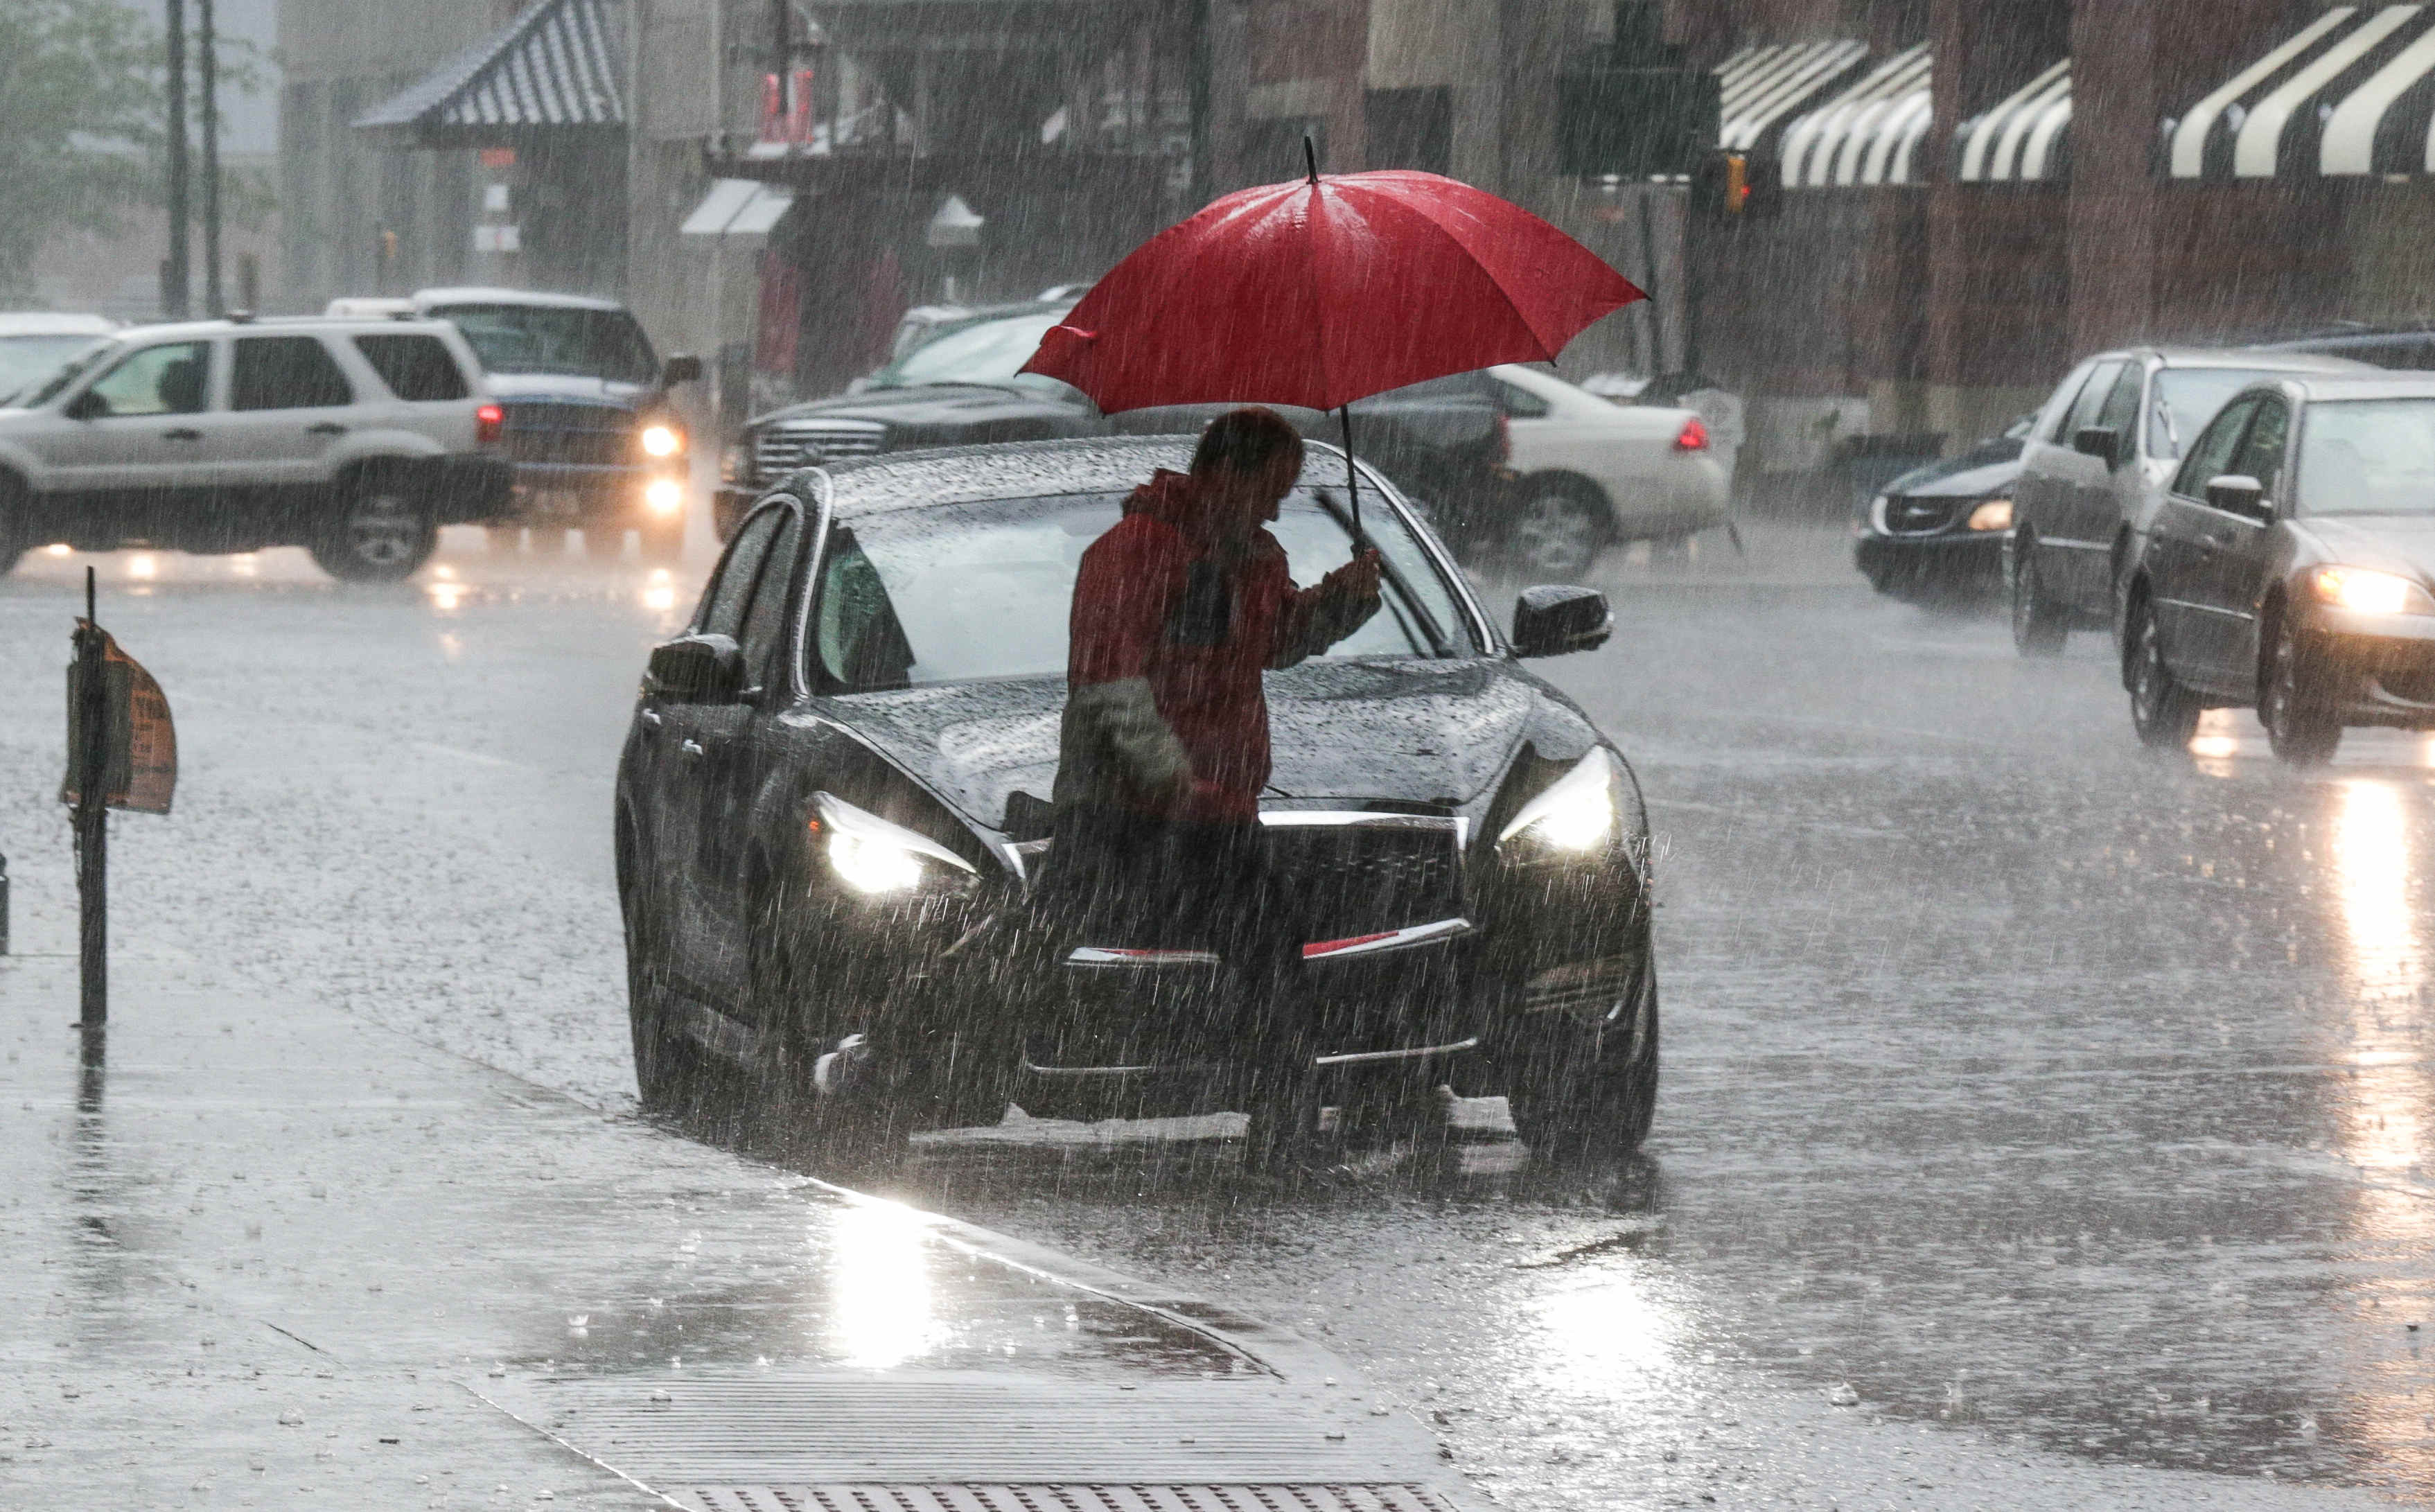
[622,436,1658,1161]
[1854,418,2030,602]
[0,313,119,405]
[2249,322,2435,371]
[2007,346,2373,656]
[2120,373,2435,763]
[0,315,509,581]
[720,302,1727,578]
[332,289,700,559]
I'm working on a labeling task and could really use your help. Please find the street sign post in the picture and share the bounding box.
[62,568,177,1028]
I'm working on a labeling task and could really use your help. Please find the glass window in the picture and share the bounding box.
[737,509,804,675]
[0,335,109,404]
[2173,397,2258,498]
[2150,368,2293,460]
[2064,360,2125,440]
[353,335,469,401]
[425,303,659,385]
[26,341,116,409]
[231,335,353,411]
[84,342,213,417]
[2038,360,2100,441]
[2094,363,2143,439]
[700,506,785,639]
[2229,401,2290,495]
[2295,400,2435,516]
[1496,378,1552,419]
[809,486,1477,694]
[864,309,1073,396]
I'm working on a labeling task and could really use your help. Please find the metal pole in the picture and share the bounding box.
[75,568,107,1030]
[199,0,222,315]
[164,0,191,319]
[1337,406,1360,547]
[1187,0,1212,206]
[1635,188,1664,374]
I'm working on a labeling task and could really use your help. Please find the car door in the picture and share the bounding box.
[646,502,787,1004]
[218,333,360,493]
[2014,358,2103,573]
[2082,359,2151,610]
[38,339,220,504]
[2040,358,2128,610]
[2145,396,2260,687]
[2183,396,2292,687]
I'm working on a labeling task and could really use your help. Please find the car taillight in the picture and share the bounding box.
[1496,411,1512,465]
[1674,416,1709,452]
[475,403,504,446]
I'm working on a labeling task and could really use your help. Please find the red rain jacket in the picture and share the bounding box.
[1055,470,1378,824]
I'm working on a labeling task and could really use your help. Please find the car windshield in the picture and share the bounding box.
[2295,399,2435,516]
[864,309,1074,395]
[425,303,659,384]
[811,485,1477,691]
[0,334,110,403]
[22,338,118,408]
[2150,368,2294,459]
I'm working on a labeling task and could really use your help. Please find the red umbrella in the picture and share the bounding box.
[1021,150,1644,534]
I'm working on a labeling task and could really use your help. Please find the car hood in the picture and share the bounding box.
[2295,515,2435,581]
[825,659,1540,830]
[483,373,653,407]
[1887,453,2023,500]
[755,384,1089,430]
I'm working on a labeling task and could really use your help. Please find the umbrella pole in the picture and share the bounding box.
[1338,405,1362,547]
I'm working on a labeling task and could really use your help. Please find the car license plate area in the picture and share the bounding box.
[1260,823,1465,944]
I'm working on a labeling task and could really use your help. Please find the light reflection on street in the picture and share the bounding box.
[824,1198,940,1369]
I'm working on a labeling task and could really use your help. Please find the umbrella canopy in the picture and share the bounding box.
[1020,168,1645,415]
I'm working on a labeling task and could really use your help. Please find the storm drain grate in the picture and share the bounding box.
[676,1487,1459,1512]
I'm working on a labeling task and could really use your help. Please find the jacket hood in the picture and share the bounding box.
[2294,514,2435,581]
[829,659,1538,832]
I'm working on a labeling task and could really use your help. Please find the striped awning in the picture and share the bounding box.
[356,0,625,145]
[1956,59,2069,182]
[1718,40,1871,156]
[1779,42,1933,187]
[2170,6,2435,179]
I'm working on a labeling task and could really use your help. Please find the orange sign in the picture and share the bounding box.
[61,625,176,815]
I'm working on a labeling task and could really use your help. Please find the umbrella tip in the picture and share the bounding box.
[1304,134,1319,184]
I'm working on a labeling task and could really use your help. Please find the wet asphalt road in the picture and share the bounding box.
[1,524,2427,1508]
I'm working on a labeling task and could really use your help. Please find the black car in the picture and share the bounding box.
[1853,419,2029,602]
[2122,373,2435,763]
[622,436,1657,1161]
[717,301,1504,545]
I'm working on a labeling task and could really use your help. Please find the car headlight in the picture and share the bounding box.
[1867,494,1890,534]
[1497,748,1626,859]
[642,477,685,516]
[1967,498,2014,531]
[2310,565,2435,617]
[640,422,685,459]
[811,792,978,897]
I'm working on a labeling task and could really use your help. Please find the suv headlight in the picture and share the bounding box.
[1498,748,1630,860]
[640,421,685,459]
[811,792,978,897]
[2310,565,2435,617]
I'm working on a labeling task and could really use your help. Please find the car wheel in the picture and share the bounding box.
[1502,957,1660,1163]
[620,825,704,1116]
[743,878,918,1169]
[2262,613,2343,766]
[0,473,28,577]
[1509,487,1608,581]
[313,477,437,583]
[2010,534,2068,656]
[2125,595,2201,751]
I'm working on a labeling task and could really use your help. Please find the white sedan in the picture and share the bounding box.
[1488,364,1732,579]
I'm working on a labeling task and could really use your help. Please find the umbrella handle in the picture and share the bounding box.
[1337,406,1363,550]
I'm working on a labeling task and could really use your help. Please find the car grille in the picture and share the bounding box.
[502,401,632,468]
[753,419,888,480]
[1881,495,1964,535]
[1261,820,1466,944]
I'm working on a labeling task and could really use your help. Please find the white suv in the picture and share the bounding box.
[0,315,510,581]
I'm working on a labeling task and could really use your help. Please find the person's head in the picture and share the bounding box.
[1190,406,1304,532]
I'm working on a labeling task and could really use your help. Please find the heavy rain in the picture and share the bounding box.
[4,2,2434,1509]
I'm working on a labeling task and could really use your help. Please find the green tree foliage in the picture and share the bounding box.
[0,0,269,302]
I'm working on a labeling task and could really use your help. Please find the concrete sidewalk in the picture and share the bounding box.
[0,953,1468,1512]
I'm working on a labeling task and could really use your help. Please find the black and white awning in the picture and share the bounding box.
[356,0,625,146]
[1718,40,1872,157]
[1956,59,2069,182]
[2170,6,2435,179]
[1779,42,1933,187]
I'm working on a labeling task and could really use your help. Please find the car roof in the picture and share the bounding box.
[0,313,118,336]
[77,316,465,344]
[2129,346,2377,373]
[807,435,1389,520]
[411,287,628,313]
[2285,373,2435,401]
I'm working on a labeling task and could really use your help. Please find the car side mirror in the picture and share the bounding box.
[2204,473,2269,519]
[660,353,703,389]
[647,633,745,703]
[63,389,105,421]
[2073,425,2122,465]
[1511,586,1612,658]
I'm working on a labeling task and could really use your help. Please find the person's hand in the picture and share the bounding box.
[1335,547,1383,604]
